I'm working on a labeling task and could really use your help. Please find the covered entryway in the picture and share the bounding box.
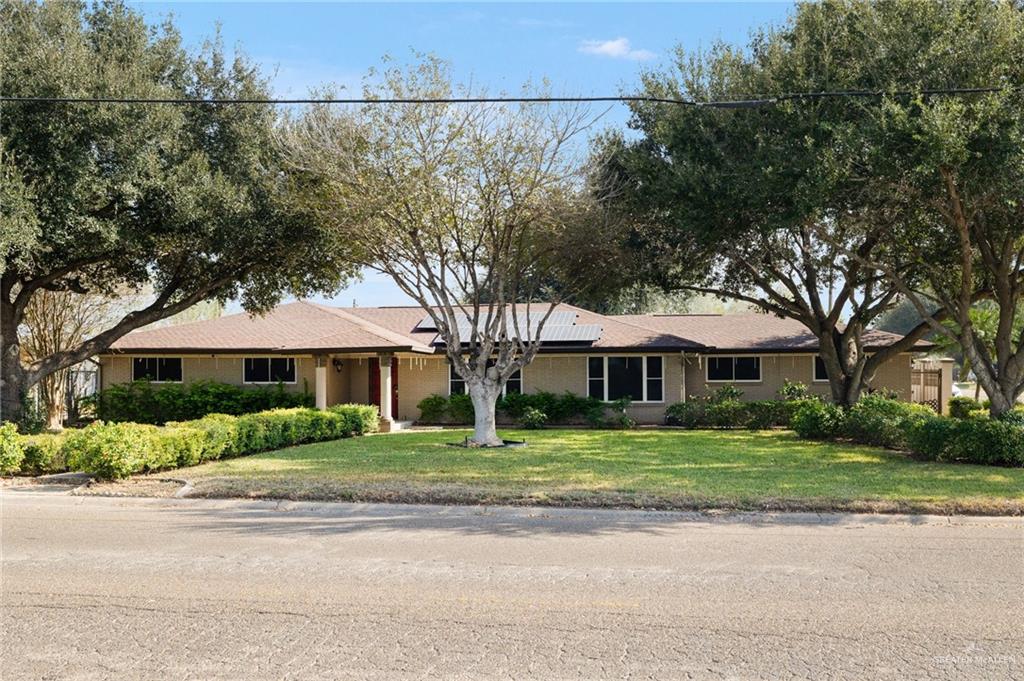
[368,355,399,421]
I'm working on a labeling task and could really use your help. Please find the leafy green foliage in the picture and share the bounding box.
[519,407,548,430]
[0,0,358,422]
[0,423,25,474]
[63,422,160,480]
[53,404,379,480]
[665,397,809,430]
[19,433,68,475]
[948,396,983,419]
[786,395,1024,468]
[416,395,449,424]
[418,391,617,427]
[92,380,313,424]
[910,416,1024,467]
[791,401,847,440]
[447,394,475,425]
[777,380,811,401]
[843,396,935,449]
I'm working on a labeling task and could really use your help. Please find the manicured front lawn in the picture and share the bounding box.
[179,429,1024,514]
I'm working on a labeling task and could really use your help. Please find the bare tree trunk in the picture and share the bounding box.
[40,371,66,431]
[466,379,503,447]
[1,309,26,424]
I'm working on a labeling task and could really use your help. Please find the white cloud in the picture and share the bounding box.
[578,37,655,62]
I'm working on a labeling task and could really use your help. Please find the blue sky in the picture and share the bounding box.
[132,1,794,309]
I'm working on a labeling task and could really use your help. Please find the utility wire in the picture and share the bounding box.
[0,86,1017,108]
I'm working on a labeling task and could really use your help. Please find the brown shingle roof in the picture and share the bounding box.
[108,303,928,356]
[109,301,432,354]
[616,313,933,353]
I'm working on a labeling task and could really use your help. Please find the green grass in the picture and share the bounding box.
[181,429,1024,514]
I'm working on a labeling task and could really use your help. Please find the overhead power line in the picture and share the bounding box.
[0,86,1017,108]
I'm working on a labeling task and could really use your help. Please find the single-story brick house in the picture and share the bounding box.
[99,301,936,426]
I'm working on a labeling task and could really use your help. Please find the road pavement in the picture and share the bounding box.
[1,488,1021,679]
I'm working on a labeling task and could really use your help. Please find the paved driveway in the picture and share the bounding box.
[1,489,1021,680]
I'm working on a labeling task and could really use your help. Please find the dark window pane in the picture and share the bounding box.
[814,356,828,381]
[608,356,644,401]
[734,356,761,381]
[245,358,270,383]
[505,369,522,395]
[588,379,604,400]
[588,357,604,378]
[646,356,663,380]
[269,358,295,382]
[158,358,182,382]
[449,363,465,395]
[707,357,733,381]
[133,358,158,381]
[646,379,663,402]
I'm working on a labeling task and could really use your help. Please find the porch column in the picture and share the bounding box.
[315,355,328,411]
[938,357,954,415]
[378,352,393,430]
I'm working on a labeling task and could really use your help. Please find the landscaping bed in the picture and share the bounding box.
[95,429,1024,515]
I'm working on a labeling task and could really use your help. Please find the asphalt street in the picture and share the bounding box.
[1,489,1021,680]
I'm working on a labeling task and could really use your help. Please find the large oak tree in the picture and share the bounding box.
[281,57,619,445]
[0,1,357,423]
[598,0,1019,406]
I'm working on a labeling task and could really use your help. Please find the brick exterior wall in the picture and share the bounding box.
[99,350,916,424]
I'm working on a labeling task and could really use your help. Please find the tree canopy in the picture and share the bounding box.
[281,56,619,445]
[0,0,358,422]
[598,0,1019,406]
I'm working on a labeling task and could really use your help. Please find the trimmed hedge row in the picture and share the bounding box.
[418,391,610,427]
[90,379,314,425]
[665,398,809,430]
[1,404,379,480]
[791,396,1024,467]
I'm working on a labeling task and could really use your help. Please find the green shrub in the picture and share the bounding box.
[948,396,982,419]
[711,384,744,401]
[178,413,240,460]
[907,417,957,461]
[665,401,705,428]
[0,423,25,475]
[62,421,161,480]
[943,418,1024,467]
[94,379,314,424]
[329,403,380,435]
[447,393,475,424]
[416,394,449,423]
[995,409,1024,427]
[595,397,634,430]
[791,401,846,440]
[704,399,750,428]
[746,400,789,430]
[152,427,204,469]
[19,432,67,475]
[519,407,548,429]
[666,398,806,430]
[777,380,811,401]
[844,396,935,449]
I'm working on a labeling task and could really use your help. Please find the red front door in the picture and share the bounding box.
[368,357,399,416]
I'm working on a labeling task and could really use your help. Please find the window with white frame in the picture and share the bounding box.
[449,362,522,396]
[243,357,296,384]
[587,356,664,402]
[132,357,182,383]
[814,356,829,382]
[706,356,761,382]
